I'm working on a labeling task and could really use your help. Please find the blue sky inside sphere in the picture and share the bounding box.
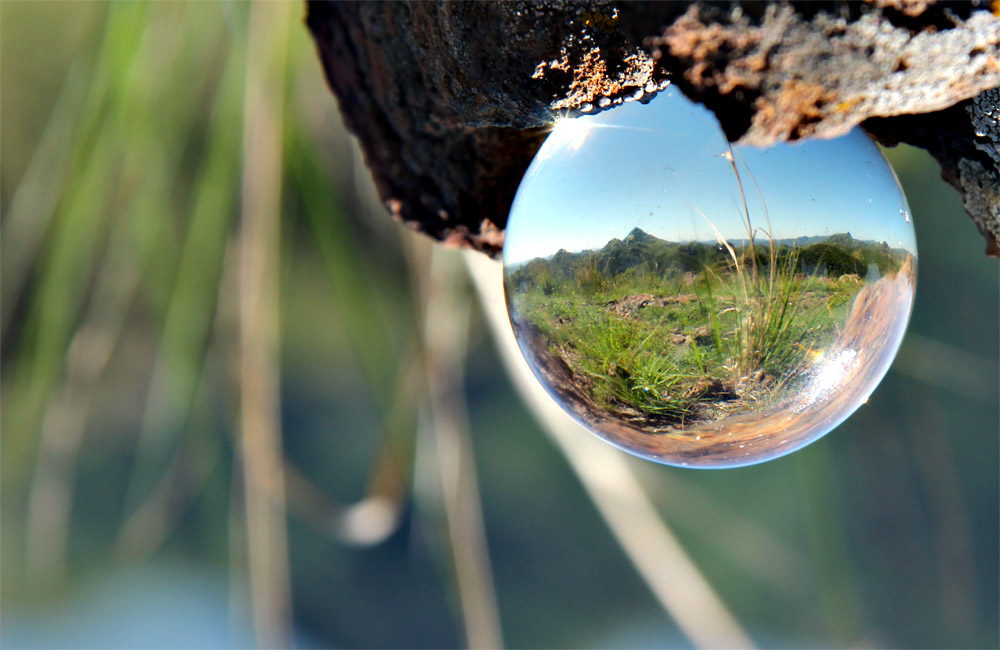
[504,90,918,264]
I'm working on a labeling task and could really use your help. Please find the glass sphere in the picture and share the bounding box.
[502,90,917,468]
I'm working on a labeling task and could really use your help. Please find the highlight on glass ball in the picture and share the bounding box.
[502,90,917,468]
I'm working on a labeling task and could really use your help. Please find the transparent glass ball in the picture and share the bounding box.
[502,91,917,468]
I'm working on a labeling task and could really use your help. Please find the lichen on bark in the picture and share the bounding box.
[306,0,1000,257]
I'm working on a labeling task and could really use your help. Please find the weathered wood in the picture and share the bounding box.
[306,0,1000,256]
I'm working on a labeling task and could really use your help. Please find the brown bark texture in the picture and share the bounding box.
[306,0,1000,257]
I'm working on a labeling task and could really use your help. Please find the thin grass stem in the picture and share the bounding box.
[24,209,143,588]
[413,242,505,650]
[237,2,293,646]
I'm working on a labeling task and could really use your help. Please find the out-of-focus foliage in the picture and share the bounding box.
[1,2,997,649]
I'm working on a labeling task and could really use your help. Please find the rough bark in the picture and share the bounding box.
[306,0,1000,257]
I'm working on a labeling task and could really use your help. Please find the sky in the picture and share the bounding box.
[503,90,918,264]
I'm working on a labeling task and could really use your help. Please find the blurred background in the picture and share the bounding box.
[2,2,997,648]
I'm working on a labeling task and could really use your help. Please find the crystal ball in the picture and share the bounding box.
[502,91,917,468]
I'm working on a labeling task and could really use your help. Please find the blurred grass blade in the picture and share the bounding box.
[414,244,504,650]
[794,446,863,642]
[286,125,408,410]
[122,15,245,511]
[23,211,143,588]
[282,338,421,547]
[18,1,235,589]
[239,1,293,646]
[283,125,419,548]
[115,316,229,560]
[892,332,998,402]
[649,469,811,596]
[1,2,151,477]
[1,1,150,332]
[2,62,87,334]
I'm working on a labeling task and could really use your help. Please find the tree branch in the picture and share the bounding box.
[306,0,1000,257]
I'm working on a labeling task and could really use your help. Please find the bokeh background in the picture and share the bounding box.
[2,2,997,648]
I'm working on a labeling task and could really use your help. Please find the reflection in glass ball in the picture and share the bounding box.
[502,91,917,468]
